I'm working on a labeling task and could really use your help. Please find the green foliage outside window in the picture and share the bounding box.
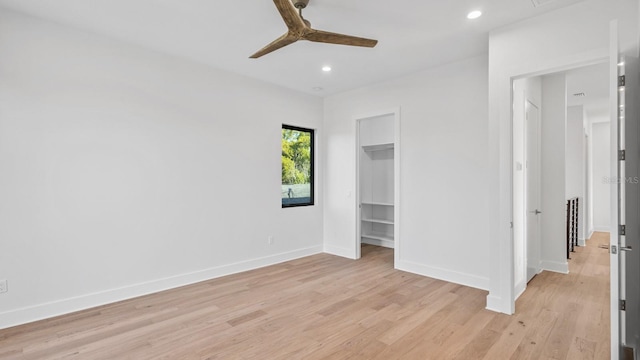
[282,129,311,185]
[282,125,314,207]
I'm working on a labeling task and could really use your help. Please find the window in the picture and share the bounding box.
[282,125,314,207]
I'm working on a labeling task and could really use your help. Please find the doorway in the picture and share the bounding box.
[512,62,610,301]
[355,109,400,264]
[513,76,543,297]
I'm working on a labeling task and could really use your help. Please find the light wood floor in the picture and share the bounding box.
[0,233,610,359]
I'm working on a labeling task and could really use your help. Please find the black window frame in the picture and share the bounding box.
[282,124,315,208]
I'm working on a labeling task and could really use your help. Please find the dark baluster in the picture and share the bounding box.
[566,200,571,259]
[574,198,579,248]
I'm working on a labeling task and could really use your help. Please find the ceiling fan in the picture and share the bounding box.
[250,0,378,59]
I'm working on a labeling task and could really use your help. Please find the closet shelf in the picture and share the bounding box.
[362,143,394,152]
[361,218,394,225]
[361,201,394,207]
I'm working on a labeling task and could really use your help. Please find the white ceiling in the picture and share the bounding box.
[0,0,586,96]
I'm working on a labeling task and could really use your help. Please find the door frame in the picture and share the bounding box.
[513,80,543,299]
[354,108,401,265]
[507,56,609,306]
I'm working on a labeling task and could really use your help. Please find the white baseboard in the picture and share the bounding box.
[578,238,586,247]
[588,229,594,240]
[361,238,394,249]
[593,227,610,233]
[514,281,526,301]
[515,284,526,301]
[323,243,356,259]
[0,245,323,330]
[396,259,489,291]
[486,294,512,314]
[540,260,569,274]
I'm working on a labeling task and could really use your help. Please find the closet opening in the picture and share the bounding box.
[355,110,400,264]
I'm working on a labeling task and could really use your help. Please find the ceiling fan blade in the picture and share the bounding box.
[303,29,378,48]
[273,0,305,31]
[249,33,298,59]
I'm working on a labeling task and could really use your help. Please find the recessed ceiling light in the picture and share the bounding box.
[467,10,482,19]
[322,66,332,72]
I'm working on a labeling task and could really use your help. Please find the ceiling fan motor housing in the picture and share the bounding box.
[293,0,309,9]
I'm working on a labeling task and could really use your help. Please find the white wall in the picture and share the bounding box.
[487,0,638,314]
[584,114,597,238]
[586,123,594,237]
[591,121,612,231]
[0,9,324,329]
[324,55,490,290]
[540,74,569,274]
[566,106,586,243]
[566,107,585,198]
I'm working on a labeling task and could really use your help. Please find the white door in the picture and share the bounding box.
[618,56,640,359]
[525,100,542,282]
[610,21,621,360]
[607,21,640,360]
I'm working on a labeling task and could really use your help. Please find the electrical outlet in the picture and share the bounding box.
[268,236,274,245]
[0,279,7,294]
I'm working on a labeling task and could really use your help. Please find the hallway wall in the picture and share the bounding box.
[591,120,612,231]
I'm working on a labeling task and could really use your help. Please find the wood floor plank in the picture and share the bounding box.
[377,291,458,345]
[0,234,611,359]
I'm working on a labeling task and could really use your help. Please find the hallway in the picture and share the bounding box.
[505,231,610,359]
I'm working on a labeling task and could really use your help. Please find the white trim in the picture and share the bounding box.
[486,294,504,313]
[514,281,526,301]
[0,245,323,330]
[578,237,587,247]
[593,226,611,232]
[515,284,526,301]
[393,109,401,266]
[323,244,356,259]
[396,260,490,291]
[540,260,570,274]
[361,238,394,249]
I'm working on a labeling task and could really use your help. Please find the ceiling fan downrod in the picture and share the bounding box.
[293,0,309,20]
